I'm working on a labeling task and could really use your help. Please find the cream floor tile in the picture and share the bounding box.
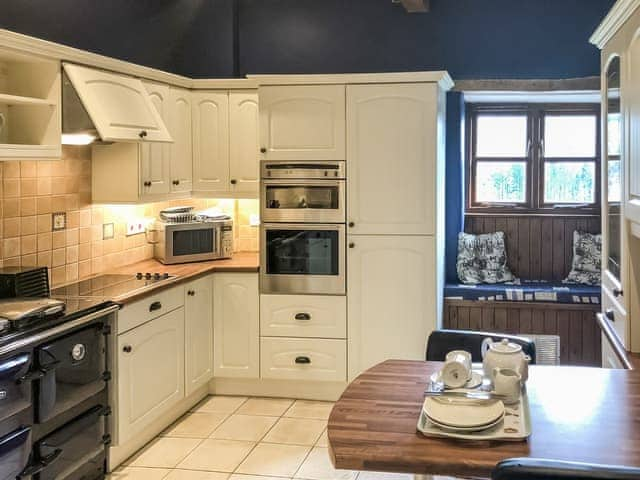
[315,430,328,448]
[236,443,311,477]
[177,439,255,472]
[357,473,414,480]
[294,447,358,480]
[109,467,171,480]
[191,396,248,414]
[130,438,203,468]
[284,401,334,421]
[229,475,292,480]
[236,398,294,417]
[262,417,326,446]
[162,413,229,438]
[211,414,279,441]
[164,470,230,480]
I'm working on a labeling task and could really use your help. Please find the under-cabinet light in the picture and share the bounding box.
[61,133,97,145]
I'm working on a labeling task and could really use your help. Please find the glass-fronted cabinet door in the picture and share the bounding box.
[605,57,623,286]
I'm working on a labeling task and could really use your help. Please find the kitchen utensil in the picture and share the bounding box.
[482,338,531,382]
[423,390,512,402]
[422,396,505,428]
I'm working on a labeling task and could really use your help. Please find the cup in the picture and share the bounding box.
[493,367,521,404]
[441,350,472,388]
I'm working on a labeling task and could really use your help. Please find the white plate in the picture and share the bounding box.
[422,397,505,428]
[424,410,505,433]
[430,370,483,389]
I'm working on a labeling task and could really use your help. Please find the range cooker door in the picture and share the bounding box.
[0,352,32,423]
[36,324,107,423]
[34,405,108,480]
[0,426,31,480]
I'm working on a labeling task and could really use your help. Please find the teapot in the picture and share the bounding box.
[481,338,530,383]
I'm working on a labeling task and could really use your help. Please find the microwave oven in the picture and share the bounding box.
[150,219,233,265]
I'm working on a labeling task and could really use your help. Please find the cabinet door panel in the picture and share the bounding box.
[117,308,185,444]
[141,81,171,197]
[260,85,345,161]
[230,91,259,196]
[192,92,229,192]
[169,88,193,193]
[63,63,171,142]
[185,276,213,395]
[213,273,259,378]
[347,84,437,235]
[347,235,436,380]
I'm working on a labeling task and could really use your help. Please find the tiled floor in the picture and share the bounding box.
[112,396,402,480]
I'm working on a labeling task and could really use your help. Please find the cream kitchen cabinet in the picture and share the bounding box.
[347,235,438,380]
[259,85,345,161]
[346,83,441,235]
[192,90,259,197]
[229,91,260,195]
[192,91,230,193]
[116,307,185,444]
[213,273,259,378]
[185,276,214,395]
[92,83,192,203]
[168,87,193,194]
[63,63,172,143]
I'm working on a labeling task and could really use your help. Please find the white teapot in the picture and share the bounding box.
[481,338,530,383]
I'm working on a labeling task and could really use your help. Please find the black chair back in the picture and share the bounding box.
[426,329,536,364]
[492,458,640,480]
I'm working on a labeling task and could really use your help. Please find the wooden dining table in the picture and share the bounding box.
[327,360,640,479]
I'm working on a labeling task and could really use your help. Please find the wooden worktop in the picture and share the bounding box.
[328,360,640,478]
[111,252,259,304]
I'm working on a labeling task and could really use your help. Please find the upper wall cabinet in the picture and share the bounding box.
[259,85,345,161]
[347,83,440,235]
[192,91,230,193]
[168,87,193,194]
[192,90,260,197]
[0,49,61,158]
[229,91,260,195]
[63,63,172,143]
[140,81,172,196]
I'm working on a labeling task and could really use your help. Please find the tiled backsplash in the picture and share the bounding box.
[0,146,259,286]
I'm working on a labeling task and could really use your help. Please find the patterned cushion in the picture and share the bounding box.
[564,231,602,286]
[456,231,515,285]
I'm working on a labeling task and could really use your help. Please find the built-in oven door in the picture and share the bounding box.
[262,179,345,223]
[36,323,107,424]
[261,224,345,295]
[165,223,219,264]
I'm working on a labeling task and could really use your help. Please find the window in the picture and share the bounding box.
[466,104,600,213]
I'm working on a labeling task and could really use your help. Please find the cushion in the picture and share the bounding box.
[564,231,602,286]
[456,231,515,285]
[444,280,601,305]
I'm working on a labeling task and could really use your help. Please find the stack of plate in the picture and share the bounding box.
[421,397,505,433]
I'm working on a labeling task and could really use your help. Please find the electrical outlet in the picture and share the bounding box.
[103,223,114,240]
[126,219,146,236]
[52,212,66,231]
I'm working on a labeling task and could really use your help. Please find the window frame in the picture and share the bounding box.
[465,102,601,215]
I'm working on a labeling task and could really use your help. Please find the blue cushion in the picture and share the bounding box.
[444,280,600,305]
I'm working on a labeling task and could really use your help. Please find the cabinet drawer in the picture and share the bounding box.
[260,295,346,338]
[602,287,627,348]
[117,286,184,334]
[260,337,346,382]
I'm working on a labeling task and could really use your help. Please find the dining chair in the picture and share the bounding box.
[492,458,640,479]
[425,329,537,364]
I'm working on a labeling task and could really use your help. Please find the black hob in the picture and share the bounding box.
[51,273,175,300]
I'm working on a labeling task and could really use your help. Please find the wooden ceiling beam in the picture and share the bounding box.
[397,0,430,13]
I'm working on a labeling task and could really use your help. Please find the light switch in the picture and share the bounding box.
[103,223,114,240]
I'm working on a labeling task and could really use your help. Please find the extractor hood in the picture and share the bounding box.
[62,63,172,145]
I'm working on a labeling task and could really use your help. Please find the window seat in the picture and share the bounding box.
[444,280,600,305]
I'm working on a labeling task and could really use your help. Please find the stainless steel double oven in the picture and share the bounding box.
[261,162,346,295]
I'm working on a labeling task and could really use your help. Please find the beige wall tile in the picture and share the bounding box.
[21,216,36,236]
[78,259,91,279]
[66,228,79,246]
[37,177,52,196]
[37,251,52,268]
[3,178,20,197]
[52,248,65,267]
[79,243,91,261]
[4,218,19,237]
[67,210,79,229]
[52,231,65,249]
[4,199,19,217]
[37,232,52,252]
[3,237,20,257]
[37,214,51,233]
[21,254,36,267]
[79,209,91,227]
[66,245,79,264]
[20,161,36,178]
[36,196,51,215]
[52,177,66,195]
[66,263,78,282]
[3,162,20,179]
[4,256,20,267]
[51,266,65,285]
[20,178,37,196]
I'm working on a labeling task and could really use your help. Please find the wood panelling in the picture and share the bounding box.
[444,299,601,366]
[464,215,600,281]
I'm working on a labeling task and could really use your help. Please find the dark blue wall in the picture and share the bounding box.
[0,0,235,77]
[0,0,614,79]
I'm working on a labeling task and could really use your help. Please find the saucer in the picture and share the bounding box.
[430,370,483,389]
